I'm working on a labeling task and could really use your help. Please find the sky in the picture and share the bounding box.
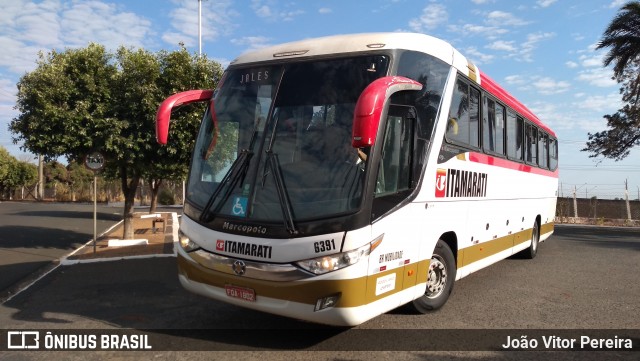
[1,0,639,200]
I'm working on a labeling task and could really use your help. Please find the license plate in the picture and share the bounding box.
[225,285,256,302]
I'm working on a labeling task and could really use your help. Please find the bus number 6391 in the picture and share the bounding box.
[314,240,336,253]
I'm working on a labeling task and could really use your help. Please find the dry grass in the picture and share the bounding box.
[67,213,175,260]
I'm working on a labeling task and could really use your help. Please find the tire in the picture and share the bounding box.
[519,220,540,259]
[409,239,456,313]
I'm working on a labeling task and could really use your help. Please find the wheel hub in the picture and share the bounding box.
[426,256,447,299]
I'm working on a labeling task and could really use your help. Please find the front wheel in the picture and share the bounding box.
[409,240,456,313]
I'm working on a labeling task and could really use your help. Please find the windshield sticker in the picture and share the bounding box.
[239,70,269,84]
[231,196,248,217]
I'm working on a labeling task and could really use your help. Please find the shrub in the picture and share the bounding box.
[158,189,176,205]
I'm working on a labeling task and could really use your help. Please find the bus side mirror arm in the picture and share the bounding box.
[156,89,214,145]
[352,76,423,148]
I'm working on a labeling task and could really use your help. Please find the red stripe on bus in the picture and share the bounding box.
[478,70,555,137]
[468,152,559,178]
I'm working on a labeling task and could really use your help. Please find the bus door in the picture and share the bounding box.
[368,104,425,306]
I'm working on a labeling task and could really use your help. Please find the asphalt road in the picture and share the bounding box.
[0,220,639,360]
[0,201,122,297]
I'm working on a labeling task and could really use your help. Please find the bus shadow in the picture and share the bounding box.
[3,257,349,350]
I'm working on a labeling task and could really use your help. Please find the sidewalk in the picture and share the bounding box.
[64,212,177,263]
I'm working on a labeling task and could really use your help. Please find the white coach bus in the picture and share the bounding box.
[156,33,559,326]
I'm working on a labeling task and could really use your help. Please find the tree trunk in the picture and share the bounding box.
[121,166,140,240]
[148,178,162,214]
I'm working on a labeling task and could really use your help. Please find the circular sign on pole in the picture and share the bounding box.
[85,152,105,172]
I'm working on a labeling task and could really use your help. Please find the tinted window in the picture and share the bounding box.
[395,51,449,140]
[483,97,505,155]
[506,112,523,160]
[538,132,549,168]
[375,107,415,197]
[495,103,505,155]
[549,137,558,170]
[446,78,479,148]
[525,123,538,164]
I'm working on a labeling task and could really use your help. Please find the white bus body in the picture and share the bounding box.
[156,33,558,326]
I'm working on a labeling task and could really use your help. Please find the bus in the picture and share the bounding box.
[155,32,559,326]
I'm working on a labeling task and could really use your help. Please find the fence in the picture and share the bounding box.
[5,179,185,206]
[556,197,640,226]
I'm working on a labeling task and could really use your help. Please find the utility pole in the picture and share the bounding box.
[625,179,631,220]
[198,0,202,56]
[573,185,578,218]
[37,154,44,201]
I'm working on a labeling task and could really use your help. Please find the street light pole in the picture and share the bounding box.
[188,0,204,205]
[198,0,202,56]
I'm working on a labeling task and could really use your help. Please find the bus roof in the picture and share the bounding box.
[230,32,554,137]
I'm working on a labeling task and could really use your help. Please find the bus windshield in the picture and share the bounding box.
[186,55,389,226]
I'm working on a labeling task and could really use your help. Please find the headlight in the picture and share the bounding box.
[296,235,384,275]
[178,231,200,252]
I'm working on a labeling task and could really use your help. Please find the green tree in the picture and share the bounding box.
[44,160,68,199]
[10,44,222,238]
[67,160,94,201]
[598,1,640,79]
[0,146,18,199]
[140,46,222,212]
[0,146,37,199]
[0,147,12,190]
[584,1,640,160]
[13,161,38,198]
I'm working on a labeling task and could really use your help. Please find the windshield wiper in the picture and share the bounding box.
[265,150,297,235]
[199,149,252,223]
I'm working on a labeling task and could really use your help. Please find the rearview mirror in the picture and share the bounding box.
[351,76,422,148]
[156,89,214,144]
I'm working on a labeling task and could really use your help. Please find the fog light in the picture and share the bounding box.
[314,294,341,312]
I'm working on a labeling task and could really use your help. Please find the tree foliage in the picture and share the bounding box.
[584,1,640,160]
[10,44,223,237]
[597,1,640,79]
[0,146,37,198]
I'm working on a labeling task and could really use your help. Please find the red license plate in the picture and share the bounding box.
[225,285,256,302]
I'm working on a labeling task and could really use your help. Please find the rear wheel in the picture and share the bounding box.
[519,220,540,259]
[410,240,456,313]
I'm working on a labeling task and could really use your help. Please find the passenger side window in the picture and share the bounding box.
[538,132,549,169]
[483,97,506,155]
[549,137,558,170]
[446,78,480,148]
[506,112,523,160]
[494,103,505,155]
[525,123,538,165]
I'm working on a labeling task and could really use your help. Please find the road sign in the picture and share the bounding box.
[85,152,105,172]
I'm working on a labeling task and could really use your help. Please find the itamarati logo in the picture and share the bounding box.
[435,168,447,197]
[435,168,488,198]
